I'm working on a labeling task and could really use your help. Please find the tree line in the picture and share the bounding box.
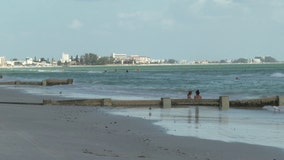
[58,53,115,65]
[58,53,178,66]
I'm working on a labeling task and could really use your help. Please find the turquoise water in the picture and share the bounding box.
[1,64,284,149]
[1,64,284,100]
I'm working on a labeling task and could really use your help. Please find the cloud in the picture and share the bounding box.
[115,0,239,31]
[213,0,233,5]
[117,11,176,30]
[188,0,206,15]
[117,11,162,23]
[74,0,101,1]
[176,0,250,21]
[68,19,84,30]
[266,0,284,24]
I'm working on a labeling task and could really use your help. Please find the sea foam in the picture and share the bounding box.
[271,72,284,78]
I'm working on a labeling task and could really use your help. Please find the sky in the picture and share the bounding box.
[1,0,284,61]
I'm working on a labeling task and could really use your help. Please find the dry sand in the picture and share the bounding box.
[0,87,283,160]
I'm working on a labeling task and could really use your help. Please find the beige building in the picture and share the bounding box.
[130,55,151,64]
[0,56,6,67]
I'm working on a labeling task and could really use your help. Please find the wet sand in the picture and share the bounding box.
[0,87,283,160]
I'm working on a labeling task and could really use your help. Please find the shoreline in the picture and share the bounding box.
[0,87,283,159]
[1,62,284,69]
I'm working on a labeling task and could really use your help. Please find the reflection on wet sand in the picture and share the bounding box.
[111,106,284,149]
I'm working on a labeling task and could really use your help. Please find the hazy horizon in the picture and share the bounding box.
[1,0,284,61]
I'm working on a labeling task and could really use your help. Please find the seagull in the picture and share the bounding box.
[273,106,280,112]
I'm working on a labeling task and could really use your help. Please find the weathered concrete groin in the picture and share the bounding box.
[171,98,220,106]
[42,97,227,109]
[1,95,282,110]
[112,99,162,107]
[42,79,73,86]
[230,96,280,108]
[0,79,73,86]
[42,96,284,110]
[43,99,162,107]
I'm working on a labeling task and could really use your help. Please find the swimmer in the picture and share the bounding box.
[194,90,202,99]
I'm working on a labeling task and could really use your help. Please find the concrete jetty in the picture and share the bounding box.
[0,79,73,86]
[42,96,284,110]
[230,96,280,108]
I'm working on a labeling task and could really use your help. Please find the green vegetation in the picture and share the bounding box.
[68,53,115,65]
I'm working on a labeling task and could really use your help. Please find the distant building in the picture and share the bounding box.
[112,53,127,64]
[112,53,127,59]
[0,56,6,67]
[194,60,209,64]
[130,55,151,64]
[61,52,71,63]
[253,58,262,64]
[23,57,34,65]
[6,59,23,66]
[151,59,165,64]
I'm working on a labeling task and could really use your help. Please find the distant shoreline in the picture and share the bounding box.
[1,62,284,69]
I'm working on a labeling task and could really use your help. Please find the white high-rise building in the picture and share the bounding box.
[61,52,71,63]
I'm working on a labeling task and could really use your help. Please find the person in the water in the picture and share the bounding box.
[194,90,202,99]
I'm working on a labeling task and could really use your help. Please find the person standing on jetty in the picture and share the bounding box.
[187,90,192,99]
[194,90,202,99]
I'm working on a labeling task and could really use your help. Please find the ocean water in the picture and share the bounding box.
[1,64,284,149]
[1,64,284,100]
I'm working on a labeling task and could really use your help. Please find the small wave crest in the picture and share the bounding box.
[271,72,284,78]
[87,71,103,74]
[37,69,64,73]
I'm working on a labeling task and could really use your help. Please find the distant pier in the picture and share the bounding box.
[0,79,73,86]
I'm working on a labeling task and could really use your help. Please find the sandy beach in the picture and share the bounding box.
[0,87,283,160]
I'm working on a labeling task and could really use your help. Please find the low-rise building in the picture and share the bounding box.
[111,53,127,64]
[252,58,262,64]
[23,57,34,66]
[130,55,151,64]
[112,53,127,60]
